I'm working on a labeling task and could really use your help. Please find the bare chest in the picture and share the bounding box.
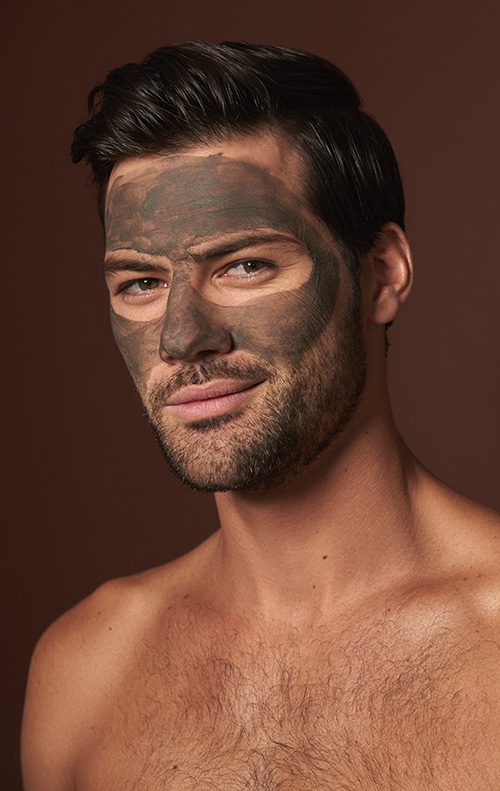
[77,620,493,790]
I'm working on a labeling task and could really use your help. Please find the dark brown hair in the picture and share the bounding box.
[72,41,405,280]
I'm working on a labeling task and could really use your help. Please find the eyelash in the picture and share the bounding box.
[116,259,274,297]
[222,259,273,278]
[117,277,166,295]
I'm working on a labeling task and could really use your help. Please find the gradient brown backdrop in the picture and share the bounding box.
[3,1,499,787]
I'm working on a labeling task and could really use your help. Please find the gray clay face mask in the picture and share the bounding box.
[104,154,343,396]
[103,149,367,492]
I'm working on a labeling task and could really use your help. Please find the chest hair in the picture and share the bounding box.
[80,607,494,790]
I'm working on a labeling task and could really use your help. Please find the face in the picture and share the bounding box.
[104,133,366,491]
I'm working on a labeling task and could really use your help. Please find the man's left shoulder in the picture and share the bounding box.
[459,563,500,673]
[422,547,500,707]
[452,493,500,650]
[452,566,500,754]
[424,480,500,641]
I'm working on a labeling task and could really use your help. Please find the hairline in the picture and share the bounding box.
[101,122,362,277]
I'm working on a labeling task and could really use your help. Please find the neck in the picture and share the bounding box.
[208,400,429,627]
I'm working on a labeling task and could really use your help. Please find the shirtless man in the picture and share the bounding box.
[22,42,500,789]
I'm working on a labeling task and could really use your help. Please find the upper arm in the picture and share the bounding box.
[21,621,80,790]
[21,576,147,790]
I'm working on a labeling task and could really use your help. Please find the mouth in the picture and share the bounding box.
[165,378,266,421]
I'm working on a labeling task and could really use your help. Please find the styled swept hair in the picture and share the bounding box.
[71,41,405,280]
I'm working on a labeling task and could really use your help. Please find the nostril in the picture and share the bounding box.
[159,343,185,363]
[159,318,232,363]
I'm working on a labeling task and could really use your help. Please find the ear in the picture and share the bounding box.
[364,222,413,325]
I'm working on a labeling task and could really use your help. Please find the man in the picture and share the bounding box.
[22,42,500,789]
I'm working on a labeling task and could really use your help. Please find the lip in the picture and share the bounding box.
[166,378,265,405]
[165,378,265,420]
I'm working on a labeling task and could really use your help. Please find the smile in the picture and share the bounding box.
[165,379,265,420]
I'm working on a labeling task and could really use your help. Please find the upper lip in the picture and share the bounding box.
[165,378,265,406]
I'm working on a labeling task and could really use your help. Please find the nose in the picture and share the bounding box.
[159,279,232,364]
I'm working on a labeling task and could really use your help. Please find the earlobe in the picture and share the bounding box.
[367,222,413,325]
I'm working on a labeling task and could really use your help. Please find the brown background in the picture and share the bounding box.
[2,0,499,787]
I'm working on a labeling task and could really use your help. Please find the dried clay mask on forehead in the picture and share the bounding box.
[105,155,342,388]
[106,154,313,256]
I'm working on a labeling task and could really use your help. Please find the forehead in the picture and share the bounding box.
[107,131,304,196]
[104,133,312,256]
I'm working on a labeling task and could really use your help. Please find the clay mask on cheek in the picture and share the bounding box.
[105,153,366,492]
[106,155,342,391]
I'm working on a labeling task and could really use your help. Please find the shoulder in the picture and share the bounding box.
[21,556,195,790]
[391,548,500,724]
[415,470,500,593]
[449,569,500,767]
[379,470,500,706]
[20,576,136,788]
[25,567,164,681]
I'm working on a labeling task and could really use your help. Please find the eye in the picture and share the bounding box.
[222,260,272,279]
[118,277,168,296]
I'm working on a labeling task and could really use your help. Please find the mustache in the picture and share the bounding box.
[146,358,274,414]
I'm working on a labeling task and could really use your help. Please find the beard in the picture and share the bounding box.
[141,294,367,493]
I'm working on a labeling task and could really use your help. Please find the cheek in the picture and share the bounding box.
[229,277,340,366]
[109,257,341,379]
[110,309,163,389]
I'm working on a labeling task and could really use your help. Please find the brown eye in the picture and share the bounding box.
[120,278,168,296]
[225,260,270,277]
[136,278,160,290]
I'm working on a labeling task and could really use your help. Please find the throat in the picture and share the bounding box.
[209,429,422,622]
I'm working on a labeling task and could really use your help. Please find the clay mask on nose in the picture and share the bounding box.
[158,273,232,362]
[106,154,342,390]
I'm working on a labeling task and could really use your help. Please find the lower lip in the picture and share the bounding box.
[166,382,264,421]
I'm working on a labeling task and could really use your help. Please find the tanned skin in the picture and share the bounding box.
[22,131,500,790]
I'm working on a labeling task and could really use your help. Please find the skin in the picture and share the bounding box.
[106,155,339,375]
[22,131,500,790]
[104,149,365,490]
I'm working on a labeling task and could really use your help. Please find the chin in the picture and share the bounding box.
[147,399,361,494]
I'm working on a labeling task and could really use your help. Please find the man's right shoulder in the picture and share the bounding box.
[28,570,160,676]
[21,564,184,790]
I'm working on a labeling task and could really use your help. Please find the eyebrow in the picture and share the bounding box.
[103,258,168,275]
[103,232,302,274]
[188,232,301,262]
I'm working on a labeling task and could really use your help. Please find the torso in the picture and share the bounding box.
[73,583,499,790]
